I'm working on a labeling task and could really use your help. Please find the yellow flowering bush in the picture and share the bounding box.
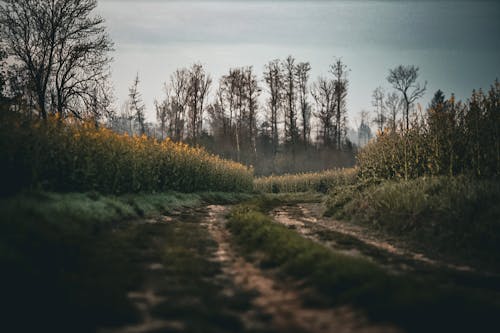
[0,111,253,194]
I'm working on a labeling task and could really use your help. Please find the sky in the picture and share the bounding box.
[97,0,500,126]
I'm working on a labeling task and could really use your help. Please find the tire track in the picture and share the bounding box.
[205,205,401,333]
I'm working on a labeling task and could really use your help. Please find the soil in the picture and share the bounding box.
[99,200,500,333]
[205,205,400,333]
[270,202,500,293]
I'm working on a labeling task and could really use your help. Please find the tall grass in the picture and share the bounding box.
[254,168,357,193]
[357,81,500,180]
[0,111,253,195]
[326,176,500,267]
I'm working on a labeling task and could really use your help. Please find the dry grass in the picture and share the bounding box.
[254,168,357,193]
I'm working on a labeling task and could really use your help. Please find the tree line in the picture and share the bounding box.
[0,0,358,174]
[108,57,353,174]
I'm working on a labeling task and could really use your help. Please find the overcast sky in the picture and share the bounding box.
[97,0,500,126]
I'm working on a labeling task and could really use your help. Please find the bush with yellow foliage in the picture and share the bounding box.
[0,111,253,194]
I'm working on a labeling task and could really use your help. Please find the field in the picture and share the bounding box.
[1,101,500,332]
[0,111,253,195]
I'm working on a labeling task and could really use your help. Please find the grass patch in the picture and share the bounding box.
[149,218,256,333]
[228,197,500,333]
[0,190,252,332]
[326,176,500,268]
[198,191,255,205]
[242,192,325,213]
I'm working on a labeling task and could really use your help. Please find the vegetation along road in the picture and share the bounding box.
[2,185,500,333]
[1,189,496,333]
[103,194,500,333]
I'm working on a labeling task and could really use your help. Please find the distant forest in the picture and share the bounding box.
[114,58,360,175]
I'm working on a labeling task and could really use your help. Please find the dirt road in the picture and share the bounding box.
[102,204,401,333]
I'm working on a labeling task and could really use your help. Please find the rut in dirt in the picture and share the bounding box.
[270,202,500,293]
[99,206,258,333]
[203,205,400,333]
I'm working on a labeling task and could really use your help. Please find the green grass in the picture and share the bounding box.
[0,190,253,332]
[325,176,500,269]
[228,197,500,333]
[242,192,325,213]
[149,218,257,333]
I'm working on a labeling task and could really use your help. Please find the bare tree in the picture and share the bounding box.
[220,69,241,159]
[387,65,427,130]
[187,63,211,144]
[85,81,114,127]
[128,73,146,135]
[0,0,113,120]
[372,86,386,133]
[295,61,312,148]
[311,76,335,147]
[263,59,283,161]
[282,56,299,146]
[357,110,372,147]
[155,98,168,140]
[207,91,230,145]
[51,1,113,119]
[243,66,260,162]
[218,67,259,163]
[330,58,349,150]
[385,91,403,132]
[1,0,57,118]
[0,46,9,108]
[169,68,190,141]
[108,100,132,135]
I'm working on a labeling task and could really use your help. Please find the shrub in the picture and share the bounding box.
[327,176,500,266]
[357,80,500,180]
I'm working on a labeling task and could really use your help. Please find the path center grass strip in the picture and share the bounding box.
[227,198,500,333]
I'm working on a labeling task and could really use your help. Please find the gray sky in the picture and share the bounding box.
[97,0,500,126]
